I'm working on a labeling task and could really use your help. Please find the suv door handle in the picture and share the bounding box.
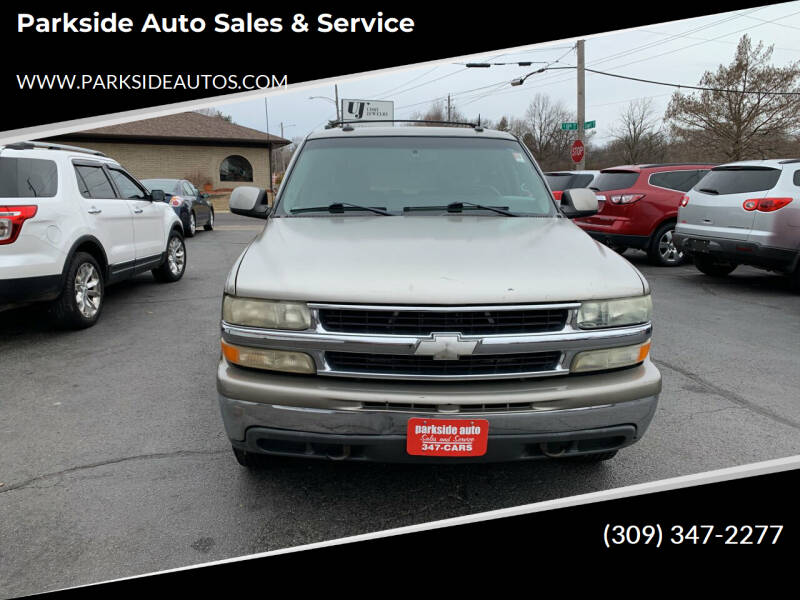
[133,207,144,214]
[87,207,102,214]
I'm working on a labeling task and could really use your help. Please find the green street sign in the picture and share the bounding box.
[561,122,578,130]
[584,120,596,129]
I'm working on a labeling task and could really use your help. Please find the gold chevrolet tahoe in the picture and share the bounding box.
[217,124,661,466]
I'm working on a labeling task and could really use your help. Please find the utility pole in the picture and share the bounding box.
[334,84,340,121]
[576,39,586,170]
[264,98,273,195]
[447,94,451,121]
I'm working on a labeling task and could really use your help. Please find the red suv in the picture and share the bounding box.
[575,163,715,266]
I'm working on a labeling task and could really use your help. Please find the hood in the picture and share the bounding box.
[233,216,646,304]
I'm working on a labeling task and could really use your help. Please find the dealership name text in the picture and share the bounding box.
[17,12,416,34]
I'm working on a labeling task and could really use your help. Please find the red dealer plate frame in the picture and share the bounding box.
[406,418,489,457]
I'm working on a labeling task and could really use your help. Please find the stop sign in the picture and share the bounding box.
[571,140,585,163]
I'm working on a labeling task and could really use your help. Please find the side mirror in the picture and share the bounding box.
[560,188,598,218]
[150,189,166,203]
[199,192,210,200]
[230,186,270,219]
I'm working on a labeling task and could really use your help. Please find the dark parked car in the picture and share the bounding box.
[544,170,600,201]
[141,178,214,237]
[574,163,714,266]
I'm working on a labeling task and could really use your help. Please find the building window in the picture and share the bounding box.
[220,155,253,182]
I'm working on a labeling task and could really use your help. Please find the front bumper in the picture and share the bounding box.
[217,358,661,463]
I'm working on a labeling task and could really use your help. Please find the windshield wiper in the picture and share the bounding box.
[290,203,392,216]
[447,202,517,216]
[698,188,720,195]
[403,202,517,217]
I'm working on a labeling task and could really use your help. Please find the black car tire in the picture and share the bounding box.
[647,222,685,266]
[184,210,197,237]
[204,208,214,231]
[694,254,738,277]
[152,231,187,283]
[50,251,105,330]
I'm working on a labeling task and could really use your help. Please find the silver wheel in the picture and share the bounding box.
[74,262,101,319]
[189,212,196,235]
[658,228,682,264]
[209,211,214,227]
[167,236,185,276]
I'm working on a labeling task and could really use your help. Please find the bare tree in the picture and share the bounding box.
[609,98,667,164]
[409,99,468,125]
[510,93,592,170]
[665,34,800,161]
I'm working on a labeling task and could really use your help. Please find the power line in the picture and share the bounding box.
[426,5,800,111]
[594,7,800,73]
[372,65,440,99]
[638,27,800,52]
[541,65,800,95]
[393,5,798,120]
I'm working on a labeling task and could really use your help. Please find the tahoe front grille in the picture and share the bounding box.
[318,307,568,335]
[325,351,561,377]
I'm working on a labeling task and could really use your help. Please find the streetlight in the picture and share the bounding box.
[308,85,340,121]
[510,67,547,87]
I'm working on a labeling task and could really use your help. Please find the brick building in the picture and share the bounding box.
[43,112,290,191]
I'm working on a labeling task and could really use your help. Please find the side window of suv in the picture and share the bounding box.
[182,182,196,197]
[794,170,800,187]
[74,164,116,199]
[649,170,701,192]
[108,168,147,200]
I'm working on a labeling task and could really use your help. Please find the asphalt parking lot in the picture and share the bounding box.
[2,211,799,596]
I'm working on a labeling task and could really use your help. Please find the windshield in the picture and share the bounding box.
[545,173,595,191]
[142,179,180,194]
[276,136,557,216]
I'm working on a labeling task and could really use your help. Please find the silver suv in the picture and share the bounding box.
[674,159,800,287]
[217,125,661,466]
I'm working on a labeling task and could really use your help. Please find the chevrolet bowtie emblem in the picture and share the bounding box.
[414,333,479,360]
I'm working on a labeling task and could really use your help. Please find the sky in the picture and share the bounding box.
[210,2,800,146]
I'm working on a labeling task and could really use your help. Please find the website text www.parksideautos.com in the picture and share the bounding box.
[16,73,287,92]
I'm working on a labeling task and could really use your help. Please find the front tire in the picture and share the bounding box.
[204,209,214,231]
[50,252,105,329]
[648,222,685,266]
[184,211,197,237]
[694,255,737,277]
[152,231,186,283]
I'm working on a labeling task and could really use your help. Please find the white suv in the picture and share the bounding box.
[0,141,187,328]
[675,159,800,288]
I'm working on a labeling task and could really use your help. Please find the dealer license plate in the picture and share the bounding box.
[406,418,489,457]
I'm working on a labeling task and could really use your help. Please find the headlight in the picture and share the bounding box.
[221,340,316,374]
[222,296,311,330]
[577,295,652,329]
[571,341,651,373]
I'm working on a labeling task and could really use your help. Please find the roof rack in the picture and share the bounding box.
[3,141,107,157]
[325,119,483,131]
[778,158,800,164]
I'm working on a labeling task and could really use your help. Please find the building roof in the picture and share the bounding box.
[51,112,290,148]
